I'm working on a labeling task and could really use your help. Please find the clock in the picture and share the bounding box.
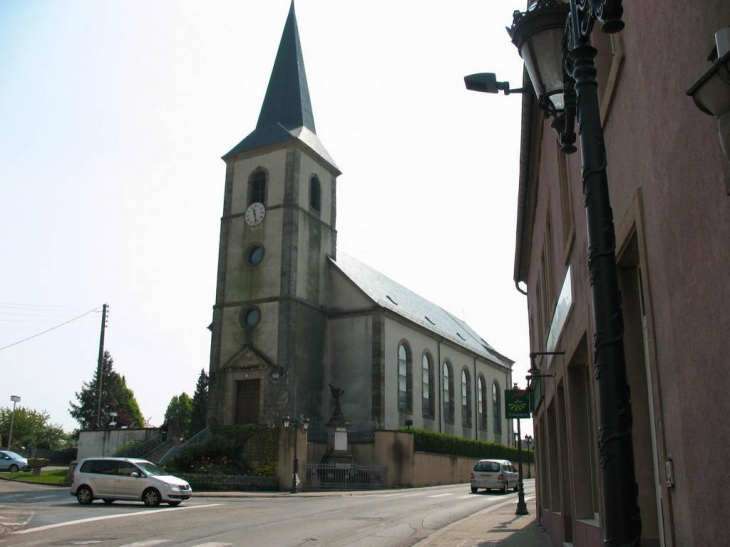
[244,202,266,226]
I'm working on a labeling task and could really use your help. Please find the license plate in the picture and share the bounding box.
[481,474,492,478]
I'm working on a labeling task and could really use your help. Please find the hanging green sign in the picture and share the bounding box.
[505,388,531,419]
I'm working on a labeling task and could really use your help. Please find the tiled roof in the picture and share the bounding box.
[331,253,512,369]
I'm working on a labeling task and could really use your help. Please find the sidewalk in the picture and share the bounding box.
[414,493,553,547]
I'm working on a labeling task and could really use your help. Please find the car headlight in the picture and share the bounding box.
[165,484,181,491]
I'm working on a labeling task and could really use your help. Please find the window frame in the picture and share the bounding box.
[422,352,435,419]
[397,342,413,414]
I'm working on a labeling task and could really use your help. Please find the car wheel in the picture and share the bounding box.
[168,501,181,507]
[143,488,161,507]
[9,464,19,473]
[470,487,478,494]
[502,482,508,494]
[77,486,94,505]
[103,499,115,505]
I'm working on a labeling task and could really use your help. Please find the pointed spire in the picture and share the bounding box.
[256,0,315,133]
[224,1,338,171]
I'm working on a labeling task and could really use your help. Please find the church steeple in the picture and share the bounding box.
[224,1,337,170]
[257,0,315,134]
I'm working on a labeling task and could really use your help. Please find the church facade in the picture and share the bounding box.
[207,2,514,443]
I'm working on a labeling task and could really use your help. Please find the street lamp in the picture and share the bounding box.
[513,384,529,516]
[282,416,309,494]
[466,1,641,544]
[524,434,534,479]
[7,395,20,450]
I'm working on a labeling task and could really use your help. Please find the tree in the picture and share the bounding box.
[69,350,145,429]
[0,406,69,450]
[188,369,208,437]
[164,393,192,434]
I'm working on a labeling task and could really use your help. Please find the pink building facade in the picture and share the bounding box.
[513,2,730,546]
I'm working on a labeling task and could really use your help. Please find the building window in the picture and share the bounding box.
[309,175,321,212]
[398,342,412,413]
[443,361,454,423]
[461,368,472,428]
[478,375,487,431]
[492,381,502,434]
[249,170,267,205]
[422,353,434,419]
[240,307,261,329]
[245,243,265,266]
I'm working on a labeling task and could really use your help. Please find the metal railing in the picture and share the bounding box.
[159,427,210,465]
[304,463,388,491]
[115,433,163,459]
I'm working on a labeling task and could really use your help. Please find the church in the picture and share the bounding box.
[207,2,514,444]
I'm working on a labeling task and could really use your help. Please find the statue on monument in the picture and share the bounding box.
[328,383,347,425]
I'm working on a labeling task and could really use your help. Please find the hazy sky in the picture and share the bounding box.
[0,0,532,436]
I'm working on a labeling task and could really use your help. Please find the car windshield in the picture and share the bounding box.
[1,451,23,460]
[135,461,170,476]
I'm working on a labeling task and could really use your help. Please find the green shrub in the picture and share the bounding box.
[167,423,276,476]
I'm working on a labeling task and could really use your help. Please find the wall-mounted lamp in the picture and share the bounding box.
[687,28,730,163]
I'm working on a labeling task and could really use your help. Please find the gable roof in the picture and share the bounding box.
[330,253,513,369]
[224,1,338,171]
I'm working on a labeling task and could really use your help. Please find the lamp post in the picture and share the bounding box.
[7,395,20,450]
[513,385,528,516]
[466,1,641,544]
[524,434,533,479]
[282,416,309,494]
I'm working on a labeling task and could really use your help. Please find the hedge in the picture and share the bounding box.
[400,427,534,464]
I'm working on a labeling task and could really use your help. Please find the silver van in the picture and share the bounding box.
[70,457,192,507]
[470,459,519,494]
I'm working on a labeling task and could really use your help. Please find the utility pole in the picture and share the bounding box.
[94,304,108,428]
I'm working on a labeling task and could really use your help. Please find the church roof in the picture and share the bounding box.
[224,1,338,170]
[330,253,513,369]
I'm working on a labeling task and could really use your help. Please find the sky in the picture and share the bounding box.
[0,0,532,437]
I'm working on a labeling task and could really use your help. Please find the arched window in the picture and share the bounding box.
[478,375,488,431]
[309,175,321,212]
[443,361,454,423]
[422,353,434,418]
[492,381,502,434]
[397,342,412,413]
[461,368,472,428]
[249,170,267,205]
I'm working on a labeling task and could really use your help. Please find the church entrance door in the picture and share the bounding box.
[236,379,260,424]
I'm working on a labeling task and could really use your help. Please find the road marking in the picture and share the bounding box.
[427,493,454,498]
[14,504,221,535]
[118,541,170,547]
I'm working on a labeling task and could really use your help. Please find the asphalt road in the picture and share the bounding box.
[0,478,536,547]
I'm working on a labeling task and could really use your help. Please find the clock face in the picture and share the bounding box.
[244,202,266,226]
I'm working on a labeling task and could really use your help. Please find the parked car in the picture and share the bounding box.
[470,459,519,494]
[0,451,30,472]
[70,457,192,507]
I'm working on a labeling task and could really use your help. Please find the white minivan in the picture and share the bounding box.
[470,459,519,494]
[70,457,192,507]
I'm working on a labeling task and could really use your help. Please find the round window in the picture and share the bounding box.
[241,308,261,328]
[246,244,265,265]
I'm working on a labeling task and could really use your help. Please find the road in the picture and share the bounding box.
[0,479,536,546]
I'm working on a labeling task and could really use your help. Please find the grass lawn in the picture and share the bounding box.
[1,468,69,486]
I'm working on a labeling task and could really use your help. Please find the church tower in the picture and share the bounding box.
[208,1,340,426]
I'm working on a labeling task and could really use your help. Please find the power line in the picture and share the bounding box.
[0,306,103,351]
